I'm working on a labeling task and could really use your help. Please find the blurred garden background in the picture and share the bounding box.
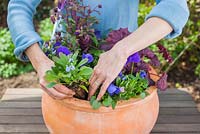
[0,0,200,103]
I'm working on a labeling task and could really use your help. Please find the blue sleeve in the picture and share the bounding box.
[145,0,190,39]
[7,0,42,62]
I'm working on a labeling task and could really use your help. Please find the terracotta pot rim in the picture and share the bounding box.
[51,86,157,113]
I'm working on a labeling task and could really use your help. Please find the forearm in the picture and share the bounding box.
[25,43,53,73]
[114,17,173,57]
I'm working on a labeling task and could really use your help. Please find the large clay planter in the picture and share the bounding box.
[42,67,160,134]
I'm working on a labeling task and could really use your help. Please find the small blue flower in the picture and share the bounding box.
[65,66,71,72]
[56,46,71,56]
[126,52,141,64]
[69,58,73,63]
[122,76,127,81]
[82,53,94,63]
[140,71,147,79]
[70,65,75,70]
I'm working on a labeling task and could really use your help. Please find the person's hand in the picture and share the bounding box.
[37,58,75,100]
[25,43,75,100]
[88,45,128,101]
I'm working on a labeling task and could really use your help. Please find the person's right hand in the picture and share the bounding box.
[25,43,75,100]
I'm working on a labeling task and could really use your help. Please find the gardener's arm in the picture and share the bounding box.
[7,0,75,99]
[88,0,189,100]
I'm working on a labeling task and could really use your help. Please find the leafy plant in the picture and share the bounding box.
[43,0,172,110]
[0,28,33,78]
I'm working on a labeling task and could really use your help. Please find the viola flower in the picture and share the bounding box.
[82,53,94,63]
[107,84,123,96]
[65,66,71,72]
[56,46,71,56]
[65,65,75,73]
[94,30,101,39]
[53,42,62,48]
[140,71,147,79]
[126,52,140,64]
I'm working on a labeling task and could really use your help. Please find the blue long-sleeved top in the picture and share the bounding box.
[7,0,189,62]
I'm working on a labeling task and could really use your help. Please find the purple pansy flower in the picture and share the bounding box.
[94,30,101,39]
[56,46,71,56]
[53,42,62,48]
[140,71,147,79]
[82,53,94,63]
[107,84,123,96]
[126,52,141,64]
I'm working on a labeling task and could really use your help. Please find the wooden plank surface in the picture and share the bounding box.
[0,88,199,133]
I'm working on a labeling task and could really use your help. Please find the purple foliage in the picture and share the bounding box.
[156,73,168,91]
[100,28,131,51]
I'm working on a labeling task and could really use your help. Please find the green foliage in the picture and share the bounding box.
[38,18,54,41]
[45,51,93,87]
[139,1,200,76]
[90,74,148,110]
[0,28,33,78]
[195,64,200,78]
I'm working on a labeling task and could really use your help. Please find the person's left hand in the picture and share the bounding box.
[88,45,128,101]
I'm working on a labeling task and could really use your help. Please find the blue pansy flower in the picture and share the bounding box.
[126,52,140,64]
[82,53,94,63]
[56,46,71,56]
[140,71,147,79]
[107,84,123,96]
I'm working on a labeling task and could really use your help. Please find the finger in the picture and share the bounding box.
[88,76,105,100]
[54,84,75,96]
[89,67,100,84]
[96,79,112,101]
[40,82,69,100]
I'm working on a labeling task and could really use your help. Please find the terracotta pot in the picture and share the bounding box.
[42,67,160,134]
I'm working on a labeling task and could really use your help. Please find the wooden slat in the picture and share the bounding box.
[0,109,42,116]
[160,101,196,108]
[158,88,189,95]
[152,124,200,132]
[0,125,48,133]
[157,115,200,124]
[158,94,193,101]
[0,116,44,124]
[5,88,43,95]
[1,95,41,102]
[159,107,200,115]
[0,102,41,108]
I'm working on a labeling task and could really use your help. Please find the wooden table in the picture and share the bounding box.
[0,88,200,133]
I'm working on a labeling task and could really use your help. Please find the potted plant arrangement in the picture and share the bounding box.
[41,0,172,133]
